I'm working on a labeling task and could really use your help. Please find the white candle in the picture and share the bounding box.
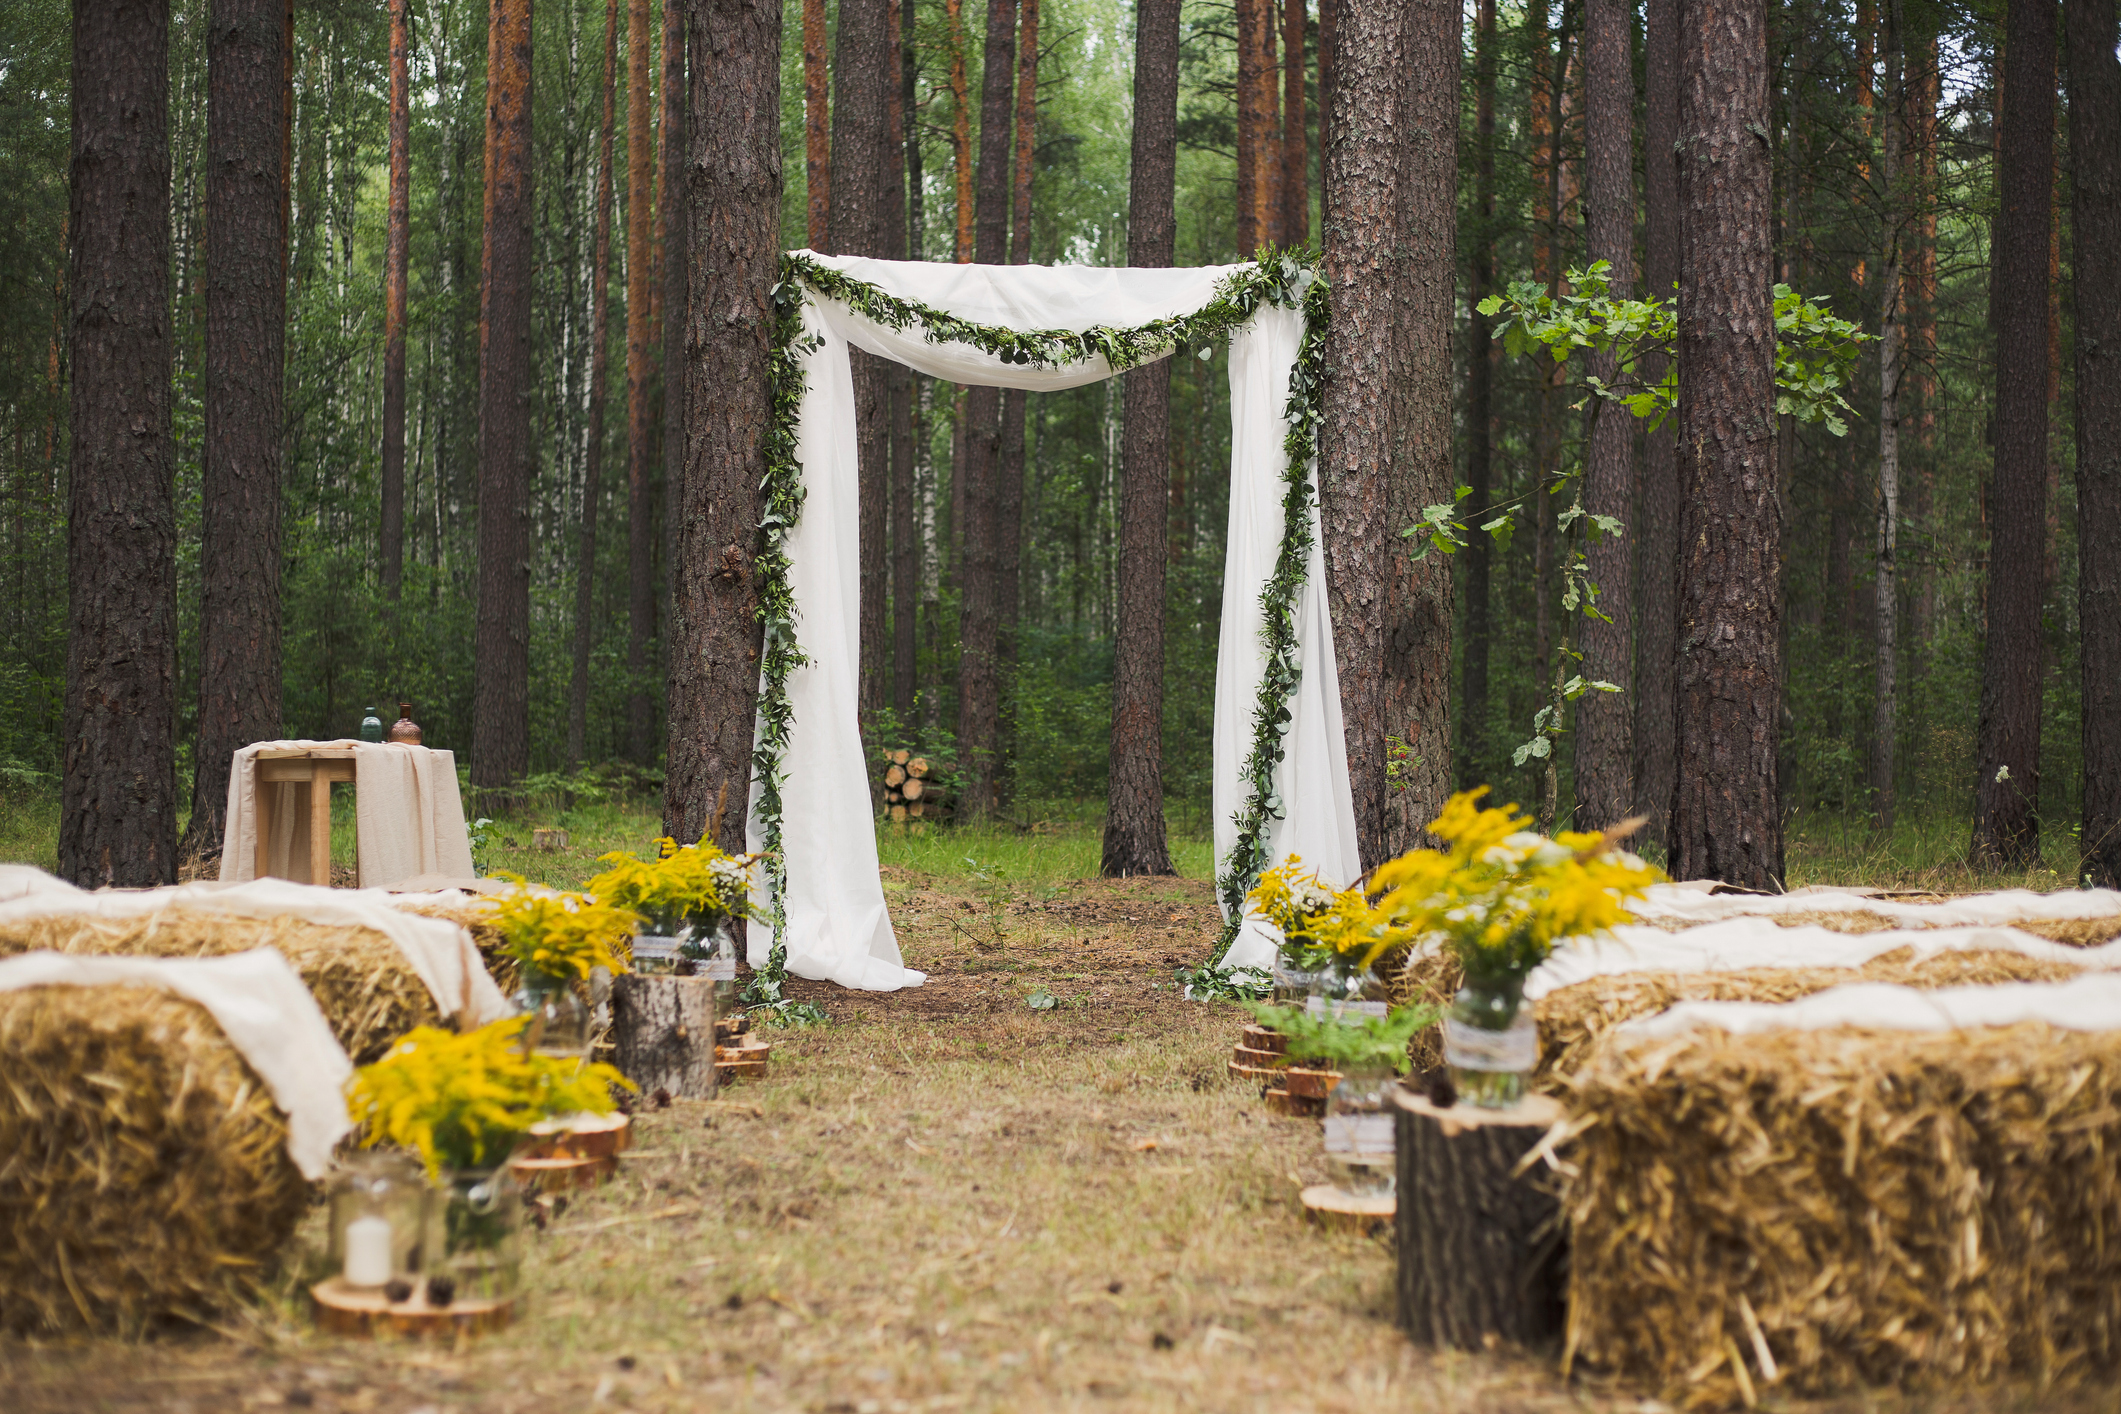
[343,1214,394,1287]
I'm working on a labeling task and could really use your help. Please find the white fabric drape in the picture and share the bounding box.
[750,255,1360,991]
[217,739,476,888]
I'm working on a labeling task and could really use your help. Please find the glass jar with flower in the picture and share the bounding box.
[343,1017,634,1307]
[590,837,760,1006]
[491,887,638,1059]
[1242,1000,1437,1196]
[1246,858,1396,1012]
[1364,789,1662,1107]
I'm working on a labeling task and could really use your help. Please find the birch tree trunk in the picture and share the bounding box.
[666,0,781,854]
[1670,0,1781,890]
[1973,0,2055,867]
[1102,0,1179,879]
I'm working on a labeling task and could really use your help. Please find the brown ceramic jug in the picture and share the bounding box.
[386,701,423,745]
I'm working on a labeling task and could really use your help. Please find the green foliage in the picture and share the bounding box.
[588,836,758,934]
[1240,1001,1440,1074]
[490,886,638,986]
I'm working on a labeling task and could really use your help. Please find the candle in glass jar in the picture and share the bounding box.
[343,1214,394,1287]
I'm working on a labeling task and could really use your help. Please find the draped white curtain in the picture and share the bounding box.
[749,254,1360,991]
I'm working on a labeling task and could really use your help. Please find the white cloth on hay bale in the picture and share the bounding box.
[1621,970,2121,1039]
[1626,879,2121,928]
[772,255,1359,990]
[0,870,509,1027]
[216,738,476,889]
[0,947,352,1177]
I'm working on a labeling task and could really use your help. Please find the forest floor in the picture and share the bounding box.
[3,802,2117,1412]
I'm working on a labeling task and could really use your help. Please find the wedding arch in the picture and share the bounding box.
[743,252,1361,996]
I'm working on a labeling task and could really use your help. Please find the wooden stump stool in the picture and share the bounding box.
[611,974,718,1099]
[1392,1089,1567,1350]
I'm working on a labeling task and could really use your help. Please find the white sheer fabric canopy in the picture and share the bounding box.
[749,254,1361,991]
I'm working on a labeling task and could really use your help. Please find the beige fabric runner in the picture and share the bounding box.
[218,739,475,888]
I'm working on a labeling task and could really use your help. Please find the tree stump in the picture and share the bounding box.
[1392,1089,1567,1350]
[610,974,718,1099]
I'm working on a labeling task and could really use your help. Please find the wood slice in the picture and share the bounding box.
[714,1013,751,1043]
[312,1277,517,1337]
[1241,1024,1288,1054]
[900,777,925,802]
[1392,1090,1567,1351]
[907,757,929,777]
[890,749,910,766]
[1262,1087,1326,1118]
[511,1153,614,1192]
[611,974,718,1099]
[531,827,570,852]
[1232,1045,1285,1068]
[1301,1185,1396,1236]
[907,802,925,818]
[715,1057,768,1081]
[1282,1066,1341,1099]
[1227,1058,1282,1083]
[522,1110,632,1161]
[885,764,907,787]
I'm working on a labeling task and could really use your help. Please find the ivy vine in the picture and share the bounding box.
[745,249,1330,999]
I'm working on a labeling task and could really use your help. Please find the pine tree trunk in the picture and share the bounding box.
[623,0,657,765]
[947,0,972,263]
[660,0,687,753]
[471,0,535,805]
[1574,0,1634,833]
[571,0,619,775]
[1102,0,1179,879]
[1380,0,1460,857]
[1670,0,1781,890]
[890,0,921,723]
[1280,0,1308,246]
[2070,0,2119,887]
[1635,0,1680,852]
[1317,0,1337,149]
[65,0,177,888]
[1459,0,1495,787]
[666,0,780,854]
[803,0,830,250]
[1873,0,1903,831]
[833,0,892,728]
[186,0,286,868]
[992,0,1038,803]
[1973,0,2055,867]
[1322,0,1406,872]
[955,0,1016,820]
[381,0,410,603]
[1906,29,1939,662]
[1235,0,1279,256]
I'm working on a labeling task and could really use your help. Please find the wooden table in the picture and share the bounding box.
[254,745,356,885]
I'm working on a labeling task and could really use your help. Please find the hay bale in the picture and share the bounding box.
[389,896,517,994]
[0,985,311,1335]
[0,913,437,1064]
[1534,947,2083,1082]
[2016,914,2121,948]
[1556,1020,2121,1406]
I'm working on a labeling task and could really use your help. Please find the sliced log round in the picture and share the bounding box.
[885,764,907,787]
[901,777,925,801]
[907,757,930,777]
[611,974,718,1100]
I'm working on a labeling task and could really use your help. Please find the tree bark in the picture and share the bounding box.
[1236,0,1280,256]
[890,0,920,723]
[947,0,972,263]
[1102,0,1179,879]
[1280,0,1308,247]
[803,0,830,250]
[2070,0,2119,887]
[625,0,657,764]
[1317,0,1337,152]
[611,974,717,1099]
[954,0,1016,819]
[1872,0,1903,831]
[833,0,892,727]
[380,0,410,602]
[666,0,780,854]
[1670,0,1781,890]
[1574,0,1633,833]
[185,0,286,868]
[1634,0,1680,853]
[993,0,1039,796]
[1321,0,1406,873]
[64,0,177,888]
[1379,0,1461,857]
[1973,0,2056,867]
[1393,1092,1566,1350]
[1459,0,1495,787]
[570,0,620,774]
[473,0,536,804]
[661,0,688,751]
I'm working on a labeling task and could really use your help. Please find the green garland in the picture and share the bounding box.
[745,249,1329,1000]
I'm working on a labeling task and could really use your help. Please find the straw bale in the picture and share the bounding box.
[0,912,438,1064]
[1556,1021,2121,1407]
[390,896,517,993]
[1534,947,2083,1081]
[2015,914,2121,948]
[0,985,310,1335]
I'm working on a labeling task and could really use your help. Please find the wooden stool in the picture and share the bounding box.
[254,745,356,885]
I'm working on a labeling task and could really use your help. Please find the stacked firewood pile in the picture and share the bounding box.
[879,751,945,824]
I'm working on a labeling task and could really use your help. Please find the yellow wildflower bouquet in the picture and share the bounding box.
[1246,857,1385,977]
[1367,788,1663,986]
[491,886,638,988]
[346,1017,632,1177]
[589,835,759,936]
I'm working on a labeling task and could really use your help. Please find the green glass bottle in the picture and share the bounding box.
[358,706,385,743]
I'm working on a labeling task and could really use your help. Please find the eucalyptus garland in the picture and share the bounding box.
[744,249,1329,1000]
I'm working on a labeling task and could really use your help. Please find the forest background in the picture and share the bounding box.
[0,0,2092,875]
